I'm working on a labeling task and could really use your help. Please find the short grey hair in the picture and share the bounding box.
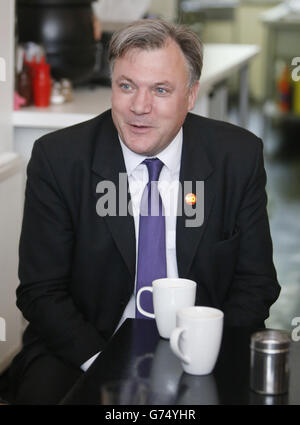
[108,19,204,87]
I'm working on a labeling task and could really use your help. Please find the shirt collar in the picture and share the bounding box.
[119,128,183,176]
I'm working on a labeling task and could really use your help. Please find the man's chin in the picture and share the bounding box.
[123,138,158,157]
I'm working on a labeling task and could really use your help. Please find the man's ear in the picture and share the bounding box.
[188,81,200,111]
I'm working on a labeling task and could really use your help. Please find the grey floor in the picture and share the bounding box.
[228,104,300,331]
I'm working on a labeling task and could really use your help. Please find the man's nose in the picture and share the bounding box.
[130,89,152,114]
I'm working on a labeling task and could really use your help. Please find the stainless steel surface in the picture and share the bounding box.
[250,330,291,395]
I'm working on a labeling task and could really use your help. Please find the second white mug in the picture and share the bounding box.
[136,278,196,339]
[170,306,224,375]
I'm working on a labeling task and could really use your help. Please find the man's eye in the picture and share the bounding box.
[156,87,167,94]
[120,83,131,90]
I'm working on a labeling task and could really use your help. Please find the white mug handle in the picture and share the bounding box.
[170,327,190,364]
[136,287,155,319]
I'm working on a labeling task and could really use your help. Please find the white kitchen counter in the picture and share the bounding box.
[13,44,259,130]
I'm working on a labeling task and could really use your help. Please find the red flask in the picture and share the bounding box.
[33,56,51,107]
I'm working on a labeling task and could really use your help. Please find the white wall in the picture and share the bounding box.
[0,0,14,153]
[0,153,23,372]
[0,1,24,372]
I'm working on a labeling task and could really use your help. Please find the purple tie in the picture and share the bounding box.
[136,158,167,319]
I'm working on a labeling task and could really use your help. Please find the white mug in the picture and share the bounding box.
[170,306,224,375]
[136,278,196,339]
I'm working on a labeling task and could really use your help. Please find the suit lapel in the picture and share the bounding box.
[91,111,136,280]
[176,114,216,277]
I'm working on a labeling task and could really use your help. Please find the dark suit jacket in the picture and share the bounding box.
[15,110,280,370]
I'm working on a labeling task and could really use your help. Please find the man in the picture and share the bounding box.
[4,19,280,404]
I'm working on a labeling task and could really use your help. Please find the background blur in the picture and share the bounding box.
[0,0,300,371]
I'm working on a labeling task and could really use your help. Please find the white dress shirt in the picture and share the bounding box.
[81,129,183,371]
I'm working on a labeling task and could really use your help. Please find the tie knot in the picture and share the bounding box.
[143,158,164,183]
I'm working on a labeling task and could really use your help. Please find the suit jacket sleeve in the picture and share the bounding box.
[222,138,280,327]
[17,140,106,368]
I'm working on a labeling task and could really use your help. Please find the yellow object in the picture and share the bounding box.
[293,80,300,116]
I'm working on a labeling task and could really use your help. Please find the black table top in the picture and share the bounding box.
[61,319,300,405]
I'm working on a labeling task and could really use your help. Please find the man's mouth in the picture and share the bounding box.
[128,123,153,132]
[130,123,151,128]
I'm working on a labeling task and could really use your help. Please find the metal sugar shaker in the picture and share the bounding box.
[250,329,291,395]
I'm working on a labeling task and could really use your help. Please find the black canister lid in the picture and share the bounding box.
[250,329,291,353]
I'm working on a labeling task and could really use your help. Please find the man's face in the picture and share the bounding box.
[111,39,199,157]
